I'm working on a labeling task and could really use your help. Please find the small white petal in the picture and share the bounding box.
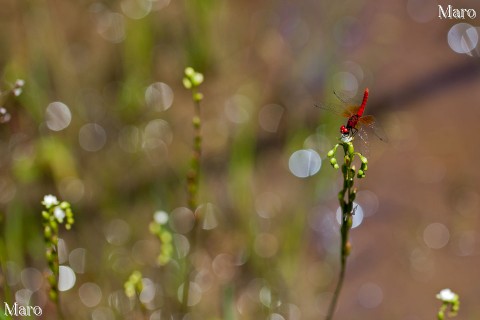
[43,195,59,208]
[13,88,22,96]
[437,288,456,302]
[54,207,66,223]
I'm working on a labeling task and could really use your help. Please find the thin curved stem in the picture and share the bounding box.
[181,88,202,313]
[325,142,356,320]
[325,253,347,320]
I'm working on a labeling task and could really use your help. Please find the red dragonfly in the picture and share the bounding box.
[317,88,388,143]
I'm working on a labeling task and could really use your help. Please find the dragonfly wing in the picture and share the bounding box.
[342,105,360,118]
[315,103,349,118]
[359,115,388,142]
[356,126,370,157]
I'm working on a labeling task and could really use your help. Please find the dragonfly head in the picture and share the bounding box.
[340,125,349,135]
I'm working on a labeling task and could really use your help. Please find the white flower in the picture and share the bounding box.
[15,79,25,87]
[436,288,456,302]
[340,134,354,143]
[13,88,22,97]
[42,195,59,209]
[53,207,66,223]
[153,210,169,225]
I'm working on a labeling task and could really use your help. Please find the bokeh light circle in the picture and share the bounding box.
[104,219,131,246]
[46,102,72,131]
[79,282,102,307]
[332,72,358,97]
[288,149,322,178]
[447,23,478,54]
[21,268,43,292]
[121,0,152,19]
[58,266,76,291]
[357,282,383,308]
[170,207,195,234]
[423,223,450,249]
[145,82,174,111]
[178,282,202,306]
[224,94,252,124]
[79,123,107,152]
[91,5,126,43]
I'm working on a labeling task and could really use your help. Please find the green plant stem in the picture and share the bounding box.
[0,237,12,306]
[181,88,202,314]
[49,242,65,320]
[326,143,355,320]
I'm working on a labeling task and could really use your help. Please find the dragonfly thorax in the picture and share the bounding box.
[346,114,360,130]
[340,114,360,136]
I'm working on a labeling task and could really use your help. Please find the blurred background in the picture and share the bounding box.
[0,0,480,319]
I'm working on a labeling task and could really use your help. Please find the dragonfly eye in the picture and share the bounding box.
[340,125,348,134]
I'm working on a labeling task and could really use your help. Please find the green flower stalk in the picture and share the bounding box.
[149,210,174,266]
[41,194,74,312]
[325,139,368,320]
[436,289,460,319]
[124,270,144,298]
[124,270,148,317]
[181,67,204,313]
[183,67,204,212]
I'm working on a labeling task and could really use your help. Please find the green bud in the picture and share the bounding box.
[193,92,204,102]
[160,231,172,243]
[330,158,337,166]
[192,116,201,128]
[347,143,354,155]
[327,150,334,157]
[163,243,174,254]
[49,290,57,301]
[192,72,204,86]
[60,202,69,210]
[185,67,195,77]
[437,311,444,320]
[358,169,364,176]
[333,164,339,169]
[44,226,52,238]
[48,274,56,286]
[158,254,171,266]
[452,301,460,312]
[183,78,192,89]
[360,156,368,164]
[125,286,135,298]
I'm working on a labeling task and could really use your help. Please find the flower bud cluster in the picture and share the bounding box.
[149,211,174,266]
[327,141,368,179]
[436,288,460,320]
[41,194,74,302]
[124,270,143,298]
[183,67,204,102]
